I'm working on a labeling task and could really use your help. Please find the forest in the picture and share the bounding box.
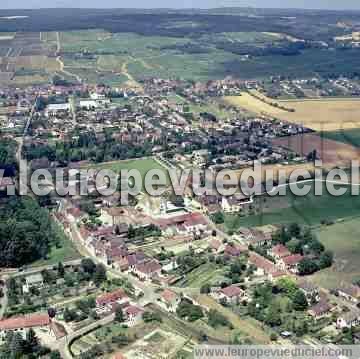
[0,196,62,267]
[0,8,358,41]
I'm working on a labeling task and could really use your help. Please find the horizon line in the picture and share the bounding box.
[0,6,360,12]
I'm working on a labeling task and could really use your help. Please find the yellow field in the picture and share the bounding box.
[15,56,60,72]
[225,92,360,131]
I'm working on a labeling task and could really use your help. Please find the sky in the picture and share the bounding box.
[1,0,360,10]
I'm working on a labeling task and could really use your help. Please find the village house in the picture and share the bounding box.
[160,289,181,313]
[114,251,147,272]
[0,313,51,342]
[298,281,320,304]
[267,244,291,260]
[267,269,288,282]
[221,193,253,214]
[95,289,129,315]
[134,260,162,281]
[194,195,221,214]
[337,284,360,304]
[248,252,277,276]
[100,207,126,226]
[240,228,268,248]
[92,236,128,265]
[337,309,360,329]
[23,273,44,294]
[209,239,224,254]
[124,305,144,327]
[277,254,303,274]
[308,299,333,321]
[0,177,14,192]
[156,212,208,236]
[213,285,246,305]
[224,243,248,257]
[191,149,209,167]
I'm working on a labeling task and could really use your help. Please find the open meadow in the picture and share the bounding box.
[224,182,360,231]
[225,92,360,131]
[82,158,170,187]
[309,217,360,289]
[272,133,360,166]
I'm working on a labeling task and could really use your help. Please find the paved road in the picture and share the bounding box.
[58,313,115,359]
[67,217,159,306]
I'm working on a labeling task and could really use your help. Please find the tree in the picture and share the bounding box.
[41,269,53,284]
[265,304,282,327]
[200,283,211,294]
[57,262,65,277]
[212,212,224,224]
[112,334,128,347]
[25,328,39,352]
[115,307,125,323]
[288,223,301,238]
[298,258,319,276]
[276,278,298,298]
[142,311,162,323]
[63,307,77,322]
[93,264,107,286]
[48,307,57,319]
[50,351,62,359]
[81,258,96,274]
[308,239,325,255]
[319,251,333,269]
[176,300,204,322]
[292,290,308,311]
[208,309,231,328]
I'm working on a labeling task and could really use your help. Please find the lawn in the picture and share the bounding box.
[178,262,227,288]
[224,182,360,231]
[83,158,170,192]
[309,217,360,289]
[194,295,270,344]
[88,157,168,179]
[32,221,81,267]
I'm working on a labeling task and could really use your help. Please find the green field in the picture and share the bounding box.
[224,183,360,231]
[85,157,169,184]
[8,29,357,87]
[56,29,307,82]
[321,129,360,148]
[178,262,227,288]
[32,222,81,267]
[309,217,360,289]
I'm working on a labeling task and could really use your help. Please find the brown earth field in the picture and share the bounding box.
[272,133,360,166]
[225,93,360,131]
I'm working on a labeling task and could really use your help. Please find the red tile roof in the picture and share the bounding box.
[210,239,221,250]
[271,244,291,258]
[0,313,50,331]
[249,252,277,274]
[124,305,144,317]
[224,244,247,256]
[282,254,303,266]
[155,212,207,229]
[96,289,128,307]
[221,285,243,298]
[112,353,126,359]
[136,260,162,275]
[161,289,177,302]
